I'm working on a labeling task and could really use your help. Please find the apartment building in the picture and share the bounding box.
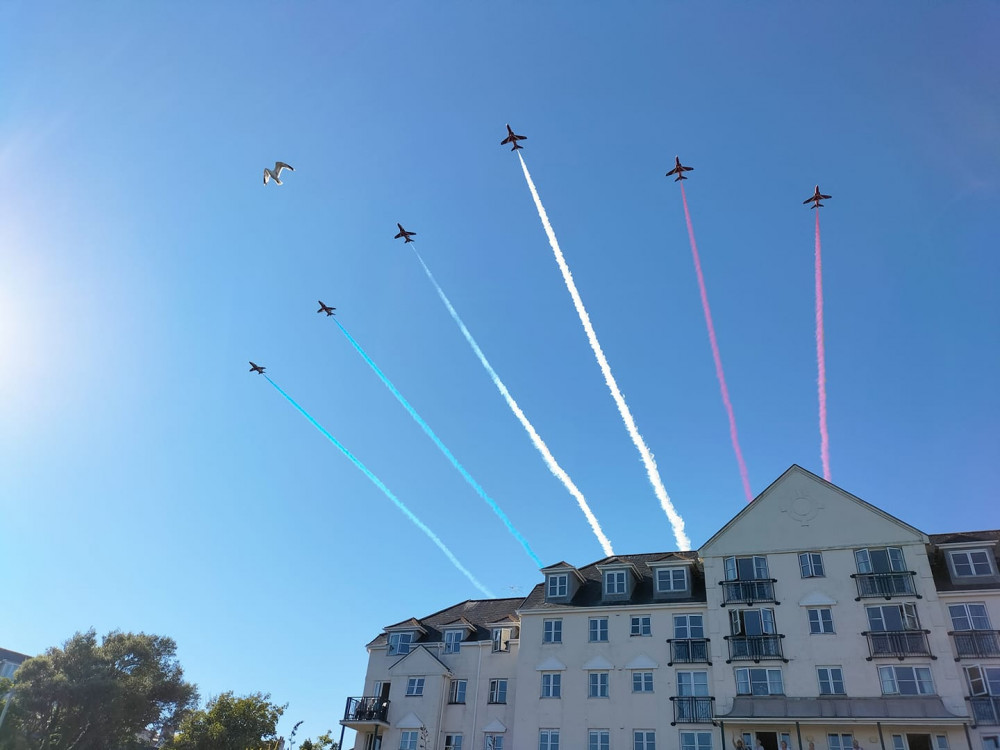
[341,466,999,750]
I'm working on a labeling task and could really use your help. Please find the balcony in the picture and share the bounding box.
[863,630,934,660]
[341,696,390,729]
[668,638,712,666]
[725,634,786,663]
[719,579,778,606]
[968,696,1000,726]
[852,572,919,600]
[670,696,715,725]
[950,630,1000,660]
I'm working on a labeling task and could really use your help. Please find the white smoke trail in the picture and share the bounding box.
[412,247,615,556]
[517,153,691,551]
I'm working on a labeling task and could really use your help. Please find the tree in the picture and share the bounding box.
[165,692,285,750]
[0,629,197,750]
[299,732,338,750]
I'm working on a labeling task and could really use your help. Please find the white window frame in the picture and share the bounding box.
[866,602,920,631]
[605,570,627,595]
[878,665,935,695]
[488,678,508,704]
[680,732,713,750]
[405,677,425,696]
[725,555,769,581]
[445,736,464,750]
[949,602,992,630]
[818,666,846,695]
[856,547,906,573]
[589,671,610,698]
[982,737,999,750]
[539,730,560,750]
[657,567,688,592]
[543,619,562,644]
[965,665,1000,696]
[828,734,854,750]
[735,667,783,695]
[444,630,463,654]
[676,670,710,696]
[400,731,419,750]
[589,617,609,642]
[547,573,568,598]
[729,608,777,635]
[485,734,504,750]
[387,631,414,656]
[492,627,512,653]
[808,607,835,634]
[799,552,825,578]
[449,678,467,704]
[589,730,610,750]
[541,672,562,698]
[632,670,654,693]
[950,550,996,578]
[674,614,704,639]
[634,731,656,750]
[631,614,652,636]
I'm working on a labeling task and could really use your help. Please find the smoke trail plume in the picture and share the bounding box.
[332,318,543,567]
[412,247,615,556]
[680,184,753,503]
[263,375,494,596]
[815,211,831,480]
[517,152,691,551]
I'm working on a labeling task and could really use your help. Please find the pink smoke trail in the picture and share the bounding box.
[815,210,831,481]
[679,184,753,503]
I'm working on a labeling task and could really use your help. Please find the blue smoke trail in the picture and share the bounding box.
[264,375,495,596]
[332,318,543,568]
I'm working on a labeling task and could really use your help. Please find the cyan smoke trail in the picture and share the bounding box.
[517,152,691,551]
[679,184,754,503]
[263,375,494,597]
[814,211,832,481]
[412,247,615,556]
[332,318,544,567]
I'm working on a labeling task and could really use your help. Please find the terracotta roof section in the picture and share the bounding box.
[368,598,523,648]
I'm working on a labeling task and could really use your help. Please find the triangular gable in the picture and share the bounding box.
[799,591,838,607]
[582,654,614,670]
[624,653,659,670]
[387,645,451,676]
[483,719,506,733]
[700,465,928,557]
[536,656,567,671]
[396,712,425,729]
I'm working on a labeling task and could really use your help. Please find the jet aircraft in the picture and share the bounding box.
[803,185,832,209]
[263,162,295,186]
[665,156,693,181]
[500,124,526,151]
[249,361,266,374]
[394,223,416,243]
[317,301,336,316]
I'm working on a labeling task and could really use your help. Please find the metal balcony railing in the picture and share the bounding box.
[950,630,1000,660]
[968,696,1000,726]
[724,634,786,663]
[719,579,778,606]
[851,572,919,600]
[863,630,934,660]
[343,696,390,724]
[668,638,712,666]
[670,696,715,725]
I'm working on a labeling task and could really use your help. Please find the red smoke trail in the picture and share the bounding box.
[680,183,753,503]
[815,210,831,481]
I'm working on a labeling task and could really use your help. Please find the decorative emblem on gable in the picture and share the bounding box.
[782,494,824,525]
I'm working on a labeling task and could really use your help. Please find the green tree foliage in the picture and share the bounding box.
[165,692,285,750]
[0,629,197,750]
[299,731,338,750]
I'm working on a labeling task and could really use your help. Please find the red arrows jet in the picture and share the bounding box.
[665,156,693,182]
[500,124,526,151]
[249,362,266,374]
[394,223,416,243]
[317,301,336,317]
[803,185,832,209]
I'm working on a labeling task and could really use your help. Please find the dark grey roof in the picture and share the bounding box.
[930,530,1000,545]
[367,598,524,648]
[0,648,30,665]
[928,530,1000,592]
[721,696,966,721]
[521,551,705,610]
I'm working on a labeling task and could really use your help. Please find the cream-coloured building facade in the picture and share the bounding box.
[342,466,1000,750]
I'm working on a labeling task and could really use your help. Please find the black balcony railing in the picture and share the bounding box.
[724,634,786,663]
[343,696,390,724]
[950,630,1000,660]
[968,696,1000,726]
[670,696,715,725]
[719,579,778,606]
[851,572,919,600]
[668,638,712,666]
[863,630,934,660]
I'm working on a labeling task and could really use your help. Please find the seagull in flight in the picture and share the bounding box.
[263,162,295,186]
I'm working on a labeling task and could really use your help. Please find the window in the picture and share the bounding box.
[965,665,1000,696]
[730,608,777,635]
[400,731,418,750]
[681,732,713,750]
[950,550,995,577]
[867,603,919,631]
[879,665,935,695]
[633,671,654,693]
[674,614,704,639]
[725,555,769,580]
[936,737,950,750]
[387,632,413,656]
[631,615,652,636]
[445,737,464,750]
[405,677,425,696]
[485,735,504,750]
[983,737,999,750]
[818,666,845,695]
[949,603,992,630]
[891,737,906,750]
[799,552,825,578]
[634,731,656,750]
[364,735,383,750]
[828,735,854,750]
[449,679,467,704]
[605,570,627,595]
[657,568,688,592]
[539,730,560,750]
[808,608,835,634]
[492,627,512,653]
[488,678,507,704]
[541,672,561,698]
[589,671,610,698]
[590,617,609,642]
[547,574,568,598]
[856,547,906,573]
[444,630,463,654]
[735,668,783,695]
[543,619,562,644]
[677,671,709,696]
[589,731,610,750]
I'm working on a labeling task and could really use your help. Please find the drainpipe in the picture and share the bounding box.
[963,723,973,750]
[795,722,803,750]
[720,720,727,750]
[471,643,483,743]
[877,722,886,750]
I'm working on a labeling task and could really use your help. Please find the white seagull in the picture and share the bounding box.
[263,162,295,186]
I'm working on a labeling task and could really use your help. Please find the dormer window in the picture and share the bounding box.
[657,567,688,593]
[605,570,627,595]
[492,627,512,653]
[388,632,414,656]
[547,574,568,598]
[444,630,463,654]
[949,549,995,578]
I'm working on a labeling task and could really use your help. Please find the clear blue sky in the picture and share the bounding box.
[2,1,997,742]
